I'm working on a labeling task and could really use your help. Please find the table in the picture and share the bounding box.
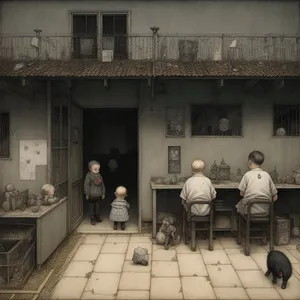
[0,197,67,267]
[151,182,300,238]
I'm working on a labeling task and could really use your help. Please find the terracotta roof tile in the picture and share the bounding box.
[0,59,299,78]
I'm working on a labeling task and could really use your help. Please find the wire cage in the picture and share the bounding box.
[0,223,36,288]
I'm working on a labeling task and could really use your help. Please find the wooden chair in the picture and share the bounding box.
[182,200,214,251]
[237,199,274,256]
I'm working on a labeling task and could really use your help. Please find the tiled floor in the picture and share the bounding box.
[51,235,300,300]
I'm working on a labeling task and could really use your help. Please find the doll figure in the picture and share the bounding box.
[157,217,180,250]
[2,184,19,211]
[109,186,130,230]
[40,184,58,205]
[84,160,106,225]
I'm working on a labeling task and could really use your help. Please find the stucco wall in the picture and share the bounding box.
[0,0,299,35]
[139,80,300,220]
[71,79,300,221]
[0,86,48,194]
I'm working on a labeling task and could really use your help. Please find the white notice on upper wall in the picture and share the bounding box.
[19,140,47,180]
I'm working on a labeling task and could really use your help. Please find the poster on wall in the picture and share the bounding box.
[19,140,47,180]
[165,106,185,137]
[168,146,181,174]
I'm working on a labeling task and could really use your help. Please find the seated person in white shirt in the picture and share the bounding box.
[180,159,217,216]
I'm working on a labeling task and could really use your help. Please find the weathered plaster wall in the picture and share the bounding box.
[0,86,48,194]
[73,79,300,221]
[0,0,298,35]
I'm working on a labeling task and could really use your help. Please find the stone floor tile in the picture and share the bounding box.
[274,275,300,300]
[287,249,300,262]
[273,248,299,263]
[126,242,152,260]
[207,265,242,287]
[129,235,152,243]
[122,256,151,273]
[84,234,107,245]
[63,261,93,277]
[152,261,180,277]
[293,263,300,276]
[94,254,125,273]
[251,252,268,272]
[105,235,130,243]
[152,243,175,251]
[214,287,249,299]
[175,242,195,254]
[219,237,239,249]
[119,272,150,290]
[101,242,128,254]
[237,270,273,288]
[85,273,120,296]
[245,288,281,300]
[177,253,207,276]
[228,254,259,270]
[225,248,243,255]
[201,249,231,265]
[150,277,183,300]
[248,244,268,253]
[51,277,87,300]
[73,245,102,261]
[182,277,216,299]
[198,239,223,250]
[116,290,150,300]
[152,248,177,261]
[81,292,115,300]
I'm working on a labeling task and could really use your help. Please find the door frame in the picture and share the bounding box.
[82,106,141,232]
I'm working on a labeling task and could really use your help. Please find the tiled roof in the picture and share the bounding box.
[0,60,299,78]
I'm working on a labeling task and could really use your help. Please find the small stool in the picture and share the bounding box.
[237,199,274,256]
[182,201,214,251]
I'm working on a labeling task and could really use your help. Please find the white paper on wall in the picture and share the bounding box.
[19,140,47,180]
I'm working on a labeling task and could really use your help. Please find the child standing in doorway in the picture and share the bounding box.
[109,186,130,230]
[84,160,106,225]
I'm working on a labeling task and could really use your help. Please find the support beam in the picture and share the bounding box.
[217,79,224,89]
[245,79,260,90]
[46,80,52,183]
[147,77,152,87]
[103,78,110,90]
[273,79,284,90]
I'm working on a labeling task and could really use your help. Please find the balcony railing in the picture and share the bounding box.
[0,34,299,62]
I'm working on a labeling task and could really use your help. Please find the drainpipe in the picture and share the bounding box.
[150,26,159,99]
[33,29,42,61]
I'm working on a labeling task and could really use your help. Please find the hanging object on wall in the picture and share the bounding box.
[165,106,185,137]
[168,146,181,174]
[19,140,47,180]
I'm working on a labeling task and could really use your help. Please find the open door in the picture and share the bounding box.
[69,102,84,230]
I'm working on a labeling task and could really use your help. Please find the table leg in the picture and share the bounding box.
[152,189,157,238]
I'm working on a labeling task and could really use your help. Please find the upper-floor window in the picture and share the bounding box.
[191,104,243,136]
[0,112,10,158]
[273,104,300,136]
[102,14,128,59]
[72,14,98,58]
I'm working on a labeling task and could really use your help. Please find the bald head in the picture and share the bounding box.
[115,186,127,198]
[192,159,205,173]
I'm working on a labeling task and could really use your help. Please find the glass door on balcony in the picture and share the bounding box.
[72,14,98,59]
[102,14,128,59]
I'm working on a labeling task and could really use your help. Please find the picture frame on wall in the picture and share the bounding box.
[168,146,181,174]
[165,106,185,137]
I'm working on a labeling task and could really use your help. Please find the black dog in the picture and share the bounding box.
[265,250,292,289]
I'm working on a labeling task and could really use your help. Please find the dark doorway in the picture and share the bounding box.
[82,108,138,230]
[102,14,128,59]
[72,14,98,58]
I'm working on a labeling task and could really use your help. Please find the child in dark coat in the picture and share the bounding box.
[84,160,105,225]
[109,186,130,230]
